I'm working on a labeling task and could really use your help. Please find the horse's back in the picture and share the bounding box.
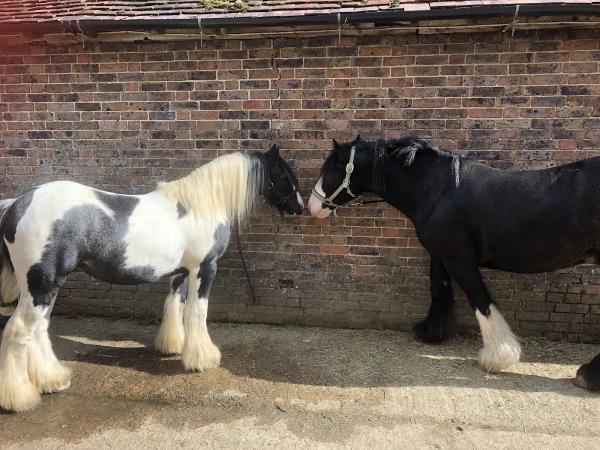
[4,181,121,246]
[429,157,600,271]
[460,156,599,214]
[2,180,188,286]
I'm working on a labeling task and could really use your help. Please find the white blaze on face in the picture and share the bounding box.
[309,177,333,219]
[296,191,304,210]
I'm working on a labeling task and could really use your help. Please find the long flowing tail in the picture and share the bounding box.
[0,198,18,312]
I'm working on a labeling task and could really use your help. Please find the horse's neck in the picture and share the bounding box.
[383,156,453,225]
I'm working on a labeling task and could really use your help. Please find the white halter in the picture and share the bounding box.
[311,146,360,209]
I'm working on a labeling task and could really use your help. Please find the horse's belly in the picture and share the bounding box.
[76,236,184,284]
[483,240,589,273]
[78,260,161,285]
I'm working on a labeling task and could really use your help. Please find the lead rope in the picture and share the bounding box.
[234,221,258,304]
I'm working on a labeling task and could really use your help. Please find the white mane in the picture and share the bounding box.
[158,152,263,223]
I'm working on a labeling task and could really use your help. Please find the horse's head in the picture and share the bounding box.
[262,145,304,216]
[309,135,371,218]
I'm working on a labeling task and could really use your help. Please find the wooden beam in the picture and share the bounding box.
[2,15,599,46]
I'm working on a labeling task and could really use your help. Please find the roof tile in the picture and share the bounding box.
[0,0,598,25]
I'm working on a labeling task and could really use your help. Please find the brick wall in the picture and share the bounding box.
[0,25,599,342]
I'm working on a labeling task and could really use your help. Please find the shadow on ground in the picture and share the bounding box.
[53,316,598,396]
[2,316,599,448]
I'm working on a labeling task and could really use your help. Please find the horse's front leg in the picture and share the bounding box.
[181,258,221,371]
[415,258,454,343]
[443,260,521,372]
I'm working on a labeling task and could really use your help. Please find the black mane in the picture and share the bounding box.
[322,136,460,194]
[385,137,454,161]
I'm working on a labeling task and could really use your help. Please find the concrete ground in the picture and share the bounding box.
[1,316,599,449]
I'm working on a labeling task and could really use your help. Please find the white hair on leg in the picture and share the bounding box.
[475,304,521,372]
[28,313,71,394]
[182,298,221,371]
[181,275,220,371]
[0,293,42,412]
[154,289,185,355]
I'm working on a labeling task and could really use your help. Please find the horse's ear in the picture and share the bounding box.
[266,144,280,158]
[332,139,341,152]
[352,134,361,145]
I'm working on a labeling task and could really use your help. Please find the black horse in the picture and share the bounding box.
[309,135,600,392]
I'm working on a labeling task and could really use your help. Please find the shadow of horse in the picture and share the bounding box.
[51,318,598,398]
[69,345,185,376]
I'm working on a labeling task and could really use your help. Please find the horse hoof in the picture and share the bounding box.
[414,317,451,344]
[478,342,521,373]
[57,379,71,392]
[42,380,71,394]
[36,363,72,394]
[182,341,222,372]
[573,364,600,392]
[0,379,41,413]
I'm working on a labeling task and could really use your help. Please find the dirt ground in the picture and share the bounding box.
[1,317,599,449]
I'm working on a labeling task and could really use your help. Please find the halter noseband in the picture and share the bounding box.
[311,145,360,210]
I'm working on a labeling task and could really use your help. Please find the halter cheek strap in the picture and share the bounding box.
[311,145,359,209]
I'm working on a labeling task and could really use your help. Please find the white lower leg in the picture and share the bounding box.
[182,298,221,371]
[475,304,521,372]
[0,315,41,412]
[155,291,185,355]
[28,317,71,394]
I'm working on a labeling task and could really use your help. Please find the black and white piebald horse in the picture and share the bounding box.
[309,135,600,392]
[0,145,303,412]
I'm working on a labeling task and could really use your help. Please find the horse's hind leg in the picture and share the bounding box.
[155,273,188,355]
[444,261,521,372]
[0,289,44,412]
[415,258,454,343]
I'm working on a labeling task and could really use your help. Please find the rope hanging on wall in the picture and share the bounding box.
[75,19,85,49]
[503,4,520,37]
[197,16,203,47]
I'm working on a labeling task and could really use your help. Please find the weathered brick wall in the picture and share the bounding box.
[1,26,599,342]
